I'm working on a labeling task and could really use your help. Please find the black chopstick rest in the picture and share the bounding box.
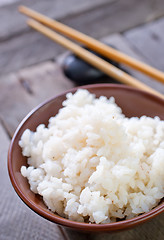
[62,44,122,85]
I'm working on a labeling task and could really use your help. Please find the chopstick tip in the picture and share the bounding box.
[18,5,27,13]
[18,5,24,12]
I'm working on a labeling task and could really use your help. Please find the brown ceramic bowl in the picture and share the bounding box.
[8,84,164,232]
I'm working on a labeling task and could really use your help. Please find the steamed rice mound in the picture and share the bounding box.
[19,89,164,224]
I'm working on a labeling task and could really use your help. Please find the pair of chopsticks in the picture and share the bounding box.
[19,6,164,99]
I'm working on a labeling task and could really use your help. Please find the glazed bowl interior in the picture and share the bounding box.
[8,84,164,232]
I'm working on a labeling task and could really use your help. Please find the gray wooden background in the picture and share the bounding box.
[0,0,164,240]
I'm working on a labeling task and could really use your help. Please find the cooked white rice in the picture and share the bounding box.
[19,89,164,224]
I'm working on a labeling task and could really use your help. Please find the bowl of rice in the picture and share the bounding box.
[8,84,164,232]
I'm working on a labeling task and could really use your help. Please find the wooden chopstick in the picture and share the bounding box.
[26,18,164,99]
[19,5,164,84]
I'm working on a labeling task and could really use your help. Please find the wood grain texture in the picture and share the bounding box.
[124,17,164,72]
[102,33,164,94]
[0,0,111,41]
[0,61,74,137]
[0,72,34,137]
[1,0,164,75]
[0,30,64,75]
[60,0,164,39]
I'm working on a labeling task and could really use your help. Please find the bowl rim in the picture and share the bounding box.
[8,83,164,231]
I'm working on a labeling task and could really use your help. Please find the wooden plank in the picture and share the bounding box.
[124,17,164,71]
[1,0,164,41]
[0,72,35,137]
[0,122,10,152]
[2,0,164,75]
[17,61,74,103]
[0,61,74,137]
[0,0,111,41]
[0,30,65,76]
[101,33,164,94]
[60,0,164,39]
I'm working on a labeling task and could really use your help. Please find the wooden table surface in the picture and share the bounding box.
[0,1,164,239]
